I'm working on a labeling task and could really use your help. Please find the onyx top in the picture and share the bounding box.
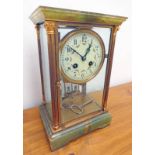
[30,6,127,26]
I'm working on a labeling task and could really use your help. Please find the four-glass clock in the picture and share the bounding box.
[30,6,127,151]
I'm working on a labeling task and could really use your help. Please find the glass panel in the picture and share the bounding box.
[39,24,52,119]
[92,27,111,54]
[58,25,111,126]
[87,59,107,104]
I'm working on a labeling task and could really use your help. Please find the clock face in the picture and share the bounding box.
[60,29,105,84]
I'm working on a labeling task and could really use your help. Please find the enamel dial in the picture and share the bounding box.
[60,29,105,84]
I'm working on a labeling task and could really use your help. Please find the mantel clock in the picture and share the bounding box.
[30,6,127,151]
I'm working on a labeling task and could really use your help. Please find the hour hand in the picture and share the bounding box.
[67,45,83,59]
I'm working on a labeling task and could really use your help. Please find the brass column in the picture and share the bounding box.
[102,26,120,110]
[44,21,61,130]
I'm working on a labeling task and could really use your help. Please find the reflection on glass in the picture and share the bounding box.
[39,24,52,119]
[92,27,111,54]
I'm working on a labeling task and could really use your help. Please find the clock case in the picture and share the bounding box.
[30,6,127,151]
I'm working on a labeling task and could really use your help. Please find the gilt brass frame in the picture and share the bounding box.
[35,21,119,131]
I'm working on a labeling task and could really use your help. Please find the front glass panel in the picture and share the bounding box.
[58,25,111,126]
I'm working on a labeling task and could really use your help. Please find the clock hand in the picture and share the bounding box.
[82,40,93,61]
[67,45,83,60]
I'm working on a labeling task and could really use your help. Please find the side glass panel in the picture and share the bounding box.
[58,25,111,126]
[39,24,52,119]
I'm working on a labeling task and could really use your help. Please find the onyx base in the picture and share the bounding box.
[39,104,112,151]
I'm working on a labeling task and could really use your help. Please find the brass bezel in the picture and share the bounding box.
[60,28,105,84]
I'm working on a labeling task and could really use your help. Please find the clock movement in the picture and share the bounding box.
[30,6,127,151]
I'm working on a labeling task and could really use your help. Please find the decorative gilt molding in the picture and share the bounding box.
[113,25,120,36]
[44,21,56,34]
[56,81,62,90]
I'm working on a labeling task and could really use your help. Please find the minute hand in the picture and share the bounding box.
[68,45,83,59]
[82,40,93,60]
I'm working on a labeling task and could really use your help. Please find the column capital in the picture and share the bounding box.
[113,25,120,36]
[44,21,56,34]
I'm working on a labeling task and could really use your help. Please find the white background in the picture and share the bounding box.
[0,0,155,155]
[23,0,132,109]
